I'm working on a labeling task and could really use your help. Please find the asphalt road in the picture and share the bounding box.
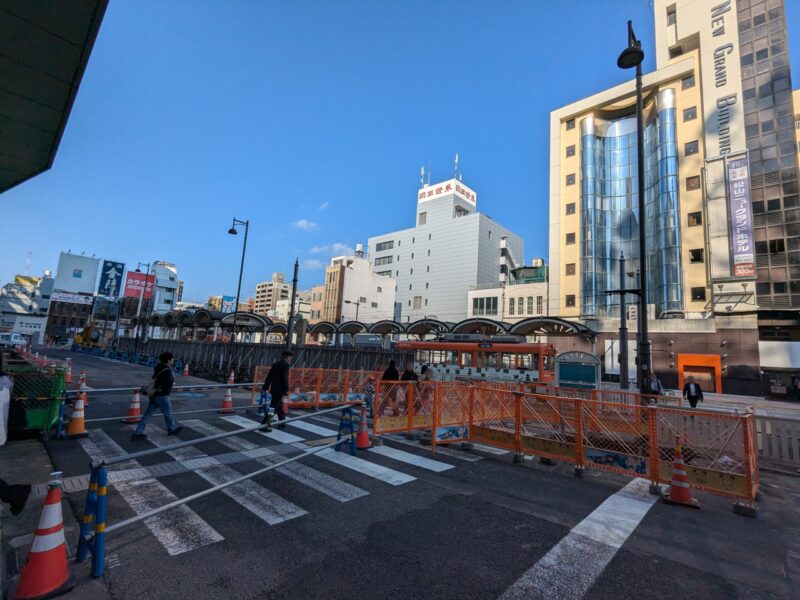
[39,351,800,599]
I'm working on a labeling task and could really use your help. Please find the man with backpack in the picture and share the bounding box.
[131,352,183,440]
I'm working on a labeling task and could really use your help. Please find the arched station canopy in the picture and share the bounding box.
[269,323,288,334]
[308,321,337,335]
[147,313,164,327]
[450,318,510,335]
[162,312,178,327]
[368,320,405,335]
[508,317,596,338]
[219,312,271,330]
[336,321,369,335]
[176,310,195,326]
[405,318,450,337]
[192,309,224,327]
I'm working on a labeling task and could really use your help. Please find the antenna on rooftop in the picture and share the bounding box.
[427,161,431,185]
[420,166,425,187]
[454,152,459,180]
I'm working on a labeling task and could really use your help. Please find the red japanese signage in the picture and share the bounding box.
[123,272,155,299]
[417,179,476,203]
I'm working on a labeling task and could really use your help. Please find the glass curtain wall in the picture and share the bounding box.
[580,89,682,318]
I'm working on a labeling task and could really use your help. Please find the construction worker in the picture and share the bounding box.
[261,350,292,430]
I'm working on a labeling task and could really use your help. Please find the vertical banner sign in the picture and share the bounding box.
[726,157,755,278]
[98,261,125,298]
[221,295,236,313]
[123,272,155,299]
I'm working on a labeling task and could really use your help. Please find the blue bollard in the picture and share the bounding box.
[55,395,66,440]
[90,467,108,578]
[76,468,99,562]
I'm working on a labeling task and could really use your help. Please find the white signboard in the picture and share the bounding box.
[417,178,477,204]
[53,253,100,295]
[50,292,94,305]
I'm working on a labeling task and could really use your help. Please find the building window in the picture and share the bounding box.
[684,140,699,156]
[375,256,393,266]
[681,74,695,89]
[359,296,367,303]
[427,249,430,256]
[565,263,576,275]
[508,298,515,316]
[566,173,576,186]
[488,230,492,239]
[376,241,394,252]
[566,145,576,157]
[688,211,702,226]
[755,241,768,254]
[527,296,534,314]
[769,239,785,253]
[410,268,413,275]
[566,119,575,130]
[691,287,706,302]
[773,282,787,294]
[376,270,391,277]
[566,232,576,245]
[428,233,431,240]
[686,175,701,191]
[377,286,382,293]
[425,282,429,289]
[473,297,498,316]
[767,199,781,211]
[537,296,543,314]
[413,296,422,310]
[409,284,412,290]
[565,295,576,307]
[418,212,427,225]
[371,302,378,308]
[411,253,414,259]
[517,297,524,314]
[666,5,676,25]
[689,248,704,263]
[426,266,430,273]
[683,106,697,121]
[566,202,576,215]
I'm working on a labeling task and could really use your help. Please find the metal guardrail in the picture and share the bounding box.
[755,414,800,468]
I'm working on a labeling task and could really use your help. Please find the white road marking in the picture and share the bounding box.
[143,426,307,525]
[314,448,416,486]
[220,414,306,445]
[222,415,416,486]
[368,445,454,472]
[499,478,657,600]
[182,420,367,502]
[471,443,510,456]
[383,434,483,463]
[80,431,223,556]
[288,419,339,437]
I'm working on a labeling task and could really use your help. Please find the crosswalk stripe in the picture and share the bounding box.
[287,420,338,437]
[223,415,416,486]
[471,443,510,456]
[367,445,454,472]
[80,431,223,556]
[499,478,657,600]
[382,434,483,463]
[142,426,307,526]
[182,420,368,502]
[220,414,306,444]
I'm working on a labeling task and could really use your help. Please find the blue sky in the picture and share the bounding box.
[2,0,799,302]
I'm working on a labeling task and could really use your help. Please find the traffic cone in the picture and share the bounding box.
[662,435,700,509]
[356,404,372,450]
[80,380,89,408]
[183,362,190,376]
[218,372,235,413]
[79,371,86,388]
[66,395,88,438]
[122,390,142,423]
[64,360,72,384]
[11,473,74,599]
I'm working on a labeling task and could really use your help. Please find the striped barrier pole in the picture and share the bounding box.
[90,468,108,578]
[76,468,99,562]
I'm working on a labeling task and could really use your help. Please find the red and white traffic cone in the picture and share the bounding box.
[11,473,74,599]
[356,404,372,450]
[66,394,88,439]
[183,362,190,377]
[64,359,72,384]
[79,380,89,408]
[122,390,142,423]
[218,371,235,414]
[662,435,700,509]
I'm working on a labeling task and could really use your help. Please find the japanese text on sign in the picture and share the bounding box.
[417,179,476,204]
[726,157,755,279]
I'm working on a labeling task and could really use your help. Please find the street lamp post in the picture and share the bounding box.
[227,218,249,375]
[343,299,361,322]
[285,258,299,352]
[617,20,652,395]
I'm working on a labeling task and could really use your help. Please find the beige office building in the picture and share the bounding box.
[548,0,800,395]
[254,273,290,317]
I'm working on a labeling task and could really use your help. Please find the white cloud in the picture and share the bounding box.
[301,259,324,270]
[317,201,329,211]
[331,242,354,256]
[293,219,318,232]
[310,245,330,254]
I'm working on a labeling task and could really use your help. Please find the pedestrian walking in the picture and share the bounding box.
[363,376,375,418]
[131,352,182,440]
[682,376,704,409]
[400,360,418,381]
[261,350,292,431]
[381,360,399,381]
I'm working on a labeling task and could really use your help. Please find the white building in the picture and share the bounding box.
[467,262,549,324]
[368,172,524,323]
[319,247,396,323]
[0,273,53,344]
[254,273,291,316]
[275,291,312,323]
[151,261,180,313]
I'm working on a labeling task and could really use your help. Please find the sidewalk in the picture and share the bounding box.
[0,438,112,599]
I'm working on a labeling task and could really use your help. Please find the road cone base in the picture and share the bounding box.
[8,575,75,600]
[662,494,700,509]
[218,408,234,414]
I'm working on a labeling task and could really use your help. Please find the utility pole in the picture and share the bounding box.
[285,258,299,352]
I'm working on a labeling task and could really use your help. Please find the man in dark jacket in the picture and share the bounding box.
[131,352,182,440]
[400,360,418,381]
[381,360,399,381]
[682,376,704,409]
[261,351,292,430]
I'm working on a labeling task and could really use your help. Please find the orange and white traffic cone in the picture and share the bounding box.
[183,362,189,376]
[11,473,74,599]
[78,371,86,387]
[356,404,372,450]
[64,360,72,384]
[662,435,700,509]
[218,372,235,414]
[66,395,88,438]
[79,380,89,408]
[122,390,142,423]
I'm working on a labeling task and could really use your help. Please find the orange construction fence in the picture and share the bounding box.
[252,366,380,409]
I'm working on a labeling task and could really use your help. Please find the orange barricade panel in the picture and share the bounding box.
[374,381,414,434]
[518,394,578,463]
[432,383,470,445]
[469,386,518,452]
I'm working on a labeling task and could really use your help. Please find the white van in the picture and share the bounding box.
[0,333,27,348]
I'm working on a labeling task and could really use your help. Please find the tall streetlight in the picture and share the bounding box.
[134,261,151,352]
[227,218,249,374]
[617,20,651,395]
[343,299,361,322]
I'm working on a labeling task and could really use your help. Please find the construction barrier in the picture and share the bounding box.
[373,382,758,504]
[252,366,381,410]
